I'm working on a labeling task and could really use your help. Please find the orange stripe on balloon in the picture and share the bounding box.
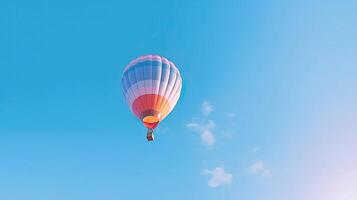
[132,94,171,121]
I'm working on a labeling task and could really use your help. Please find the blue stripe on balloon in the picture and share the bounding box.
[122,60,178,93]
[123,60,173,81]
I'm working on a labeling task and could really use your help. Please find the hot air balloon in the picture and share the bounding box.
[121,55,182,141]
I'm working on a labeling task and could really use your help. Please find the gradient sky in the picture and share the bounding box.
[1,0,356,200]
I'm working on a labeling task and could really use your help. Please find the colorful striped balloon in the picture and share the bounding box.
[121,55,182,135]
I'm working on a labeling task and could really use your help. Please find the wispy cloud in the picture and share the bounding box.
[226,113,236,118]
[186,120,215,146]
[202,167,233,187]
[251,147,260,153]
[201,101,213,115]
[249,160,272,177]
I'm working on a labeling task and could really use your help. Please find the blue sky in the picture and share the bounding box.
[0,0,356,199]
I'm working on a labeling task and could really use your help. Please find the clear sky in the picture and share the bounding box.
[0,0,356,199]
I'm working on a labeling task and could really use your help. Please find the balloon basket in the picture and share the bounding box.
[147,129,154,141]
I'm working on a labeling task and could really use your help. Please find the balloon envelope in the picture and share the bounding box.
[121,55,182,129]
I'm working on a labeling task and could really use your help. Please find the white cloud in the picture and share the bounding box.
[201,130,215,146]
[249,160,272,177]
[202,167,233,187]
[201,101,213,115]
[186,120,216,145]
[249,160,264,173]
